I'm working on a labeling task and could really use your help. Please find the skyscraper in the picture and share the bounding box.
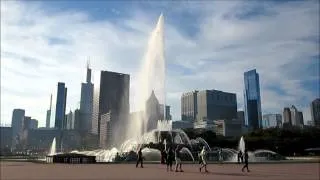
[46,94,52,128]
[181,90,198,122]
[55,82,67,130]
[145,90,161,132]
[283,107,292,126]
[79,62,94,132]
[262,114,282,129]
[197,90,237,121]
[290,105,304,127]
[11,109,25,149]
[311,98,320,127]
[98,71,130,148]
[244,69,262,130]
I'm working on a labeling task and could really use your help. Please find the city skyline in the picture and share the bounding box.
[1,1,319,127]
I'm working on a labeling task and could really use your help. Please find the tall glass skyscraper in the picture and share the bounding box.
[55,82,67,129]
[244,69,262,130]
[79,62,94,132]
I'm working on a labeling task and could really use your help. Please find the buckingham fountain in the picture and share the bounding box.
[46,14,283,163]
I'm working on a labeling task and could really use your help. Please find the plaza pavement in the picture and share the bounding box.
[1,161,319,180]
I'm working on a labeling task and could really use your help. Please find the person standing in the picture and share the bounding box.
[218,148,223,165]
[242,149,250,172]
[136,148,143,168]
[166,147,174,171]
[199,146,209,173]
[175,145,183,172]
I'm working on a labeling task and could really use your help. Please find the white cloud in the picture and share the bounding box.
[1,1,319,127]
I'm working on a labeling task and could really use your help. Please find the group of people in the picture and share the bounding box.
[136,145,184,172]
[136,146,250,173]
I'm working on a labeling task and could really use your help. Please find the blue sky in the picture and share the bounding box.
[1,0,319,127]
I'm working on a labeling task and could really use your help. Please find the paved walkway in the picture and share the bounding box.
[1,161,319,180]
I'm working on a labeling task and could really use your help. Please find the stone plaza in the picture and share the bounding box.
[1,161,319,180]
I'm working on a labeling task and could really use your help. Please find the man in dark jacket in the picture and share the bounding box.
[242,149,250,172]
[136,148,143,168]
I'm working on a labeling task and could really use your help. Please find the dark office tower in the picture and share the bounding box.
[55,82,67,130]
[30,119,38,129]
[237,111,245,125]
[46,94,52,128]
[98,71,129,148]
[297,111,304,126]
[181,90,198,122]
[11,109,25,149]
[244,69,262,130]
[165,105,172,120]
[197,90,237,121]
[311,98,320,127]
[283,107,292,127]
[79,62,94,132]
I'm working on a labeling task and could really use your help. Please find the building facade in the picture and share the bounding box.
[262,114,282,129]
[98,71,130,148]
[290,105,304,127]
[46,94,52,128]
[172,120,193,130]
[311,98,320,127]
[244,69,262,130]
[283,107,292,127]
[30,119,38,129]
[145,91,161,132]
[99,112,111,148]
[0,127,12,154]
[79,63,94,133]
[214,119,242,137]
[55,82,67,130]
[181,90,198,122]
[197,90,237,122]
[11,109,25,150]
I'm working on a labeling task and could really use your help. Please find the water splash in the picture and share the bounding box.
[238,136,245,153]
[128,13,165,140]
[49,137,56,156]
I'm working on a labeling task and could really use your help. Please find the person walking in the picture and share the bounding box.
[237,150,243,164]
[166,147,174,171]
[175,145,183,172]
[136,148,143,168]
[242,149,250,172]
[199,146,209,173]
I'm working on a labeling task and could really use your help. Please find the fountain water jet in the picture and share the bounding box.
[238,136,245,153]
[49,137,56,156]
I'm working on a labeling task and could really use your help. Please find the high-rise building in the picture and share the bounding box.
[11,109,25,149]
[290,105,304,127]
[79,62,94,132]
[262,114,282,129]
[145,90,161,132]
[46,94,52,128]
[98,71,130,148]
[99,112,111,148]
[165,105,172,120]
[181,90,198,122]
[283,107,292,126]
[311,98,320,127]
[237,111,245,126]
[55,82,67,130]
[297,111,304,127]
[29,119,38,129]
[66,110,74,130]
[244,69,262,130]
[197,89,237,121]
